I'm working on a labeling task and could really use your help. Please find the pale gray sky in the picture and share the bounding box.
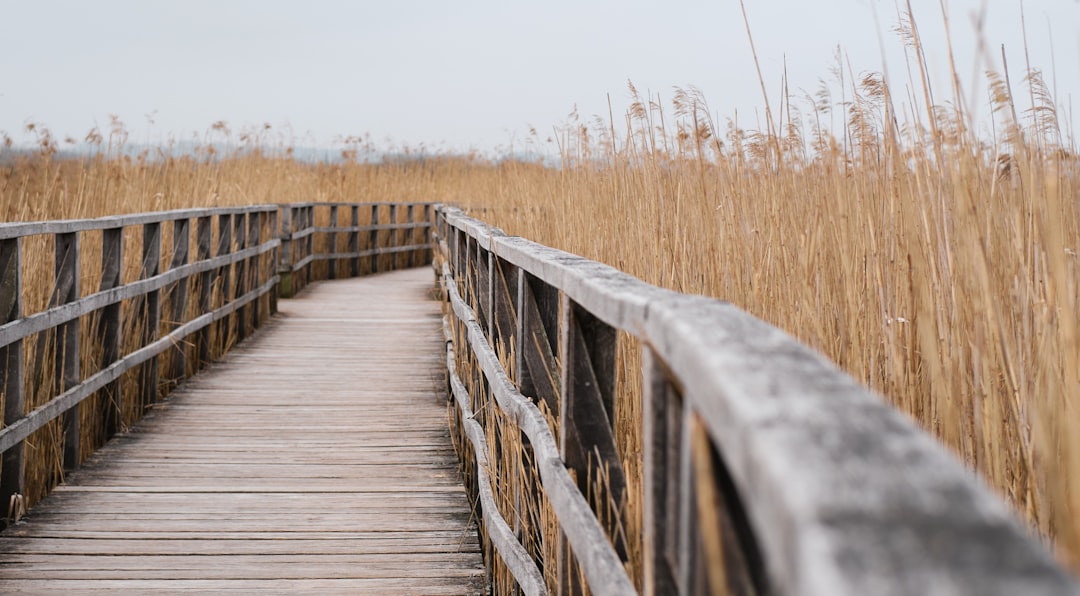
[1,0,1078,153]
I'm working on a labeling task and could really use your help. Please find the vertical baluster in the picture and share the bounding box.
[278,207,293,299]
[304,206,314,284]
[493,255,529,570]
[642,346,680,594]
[167,219,190,385]
[268,209,279,313]
[463,235,474,307]
[138,223,161,410]
[557,294,626,593]
[369,204,380,274]
[51,233,81,471]
[295,207,306,293]
[388,204,398,271]
[405,204,416,268]
[0,238,24,522]
[233,213,247,342]
[216,214,232,354]
[97,228,122,440]
[476,245,492,336]
[195,216,212,364]
[348,205,360,277]
[453,228,465,286]
[328,205,338,280]
[422,204,432,265]
[247,210,260,327]
[675,403,698,594]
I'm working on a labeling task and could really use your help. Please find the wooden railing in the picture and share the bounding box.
[277,202,433,297]
[0,202,433,523]
[435,205,1078,596]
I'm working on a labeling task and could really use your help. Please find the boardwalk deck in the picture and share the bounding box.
[0,268,485,594]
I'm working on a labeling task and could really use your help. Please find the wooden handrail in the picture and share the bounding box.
[0,201,435,526]
[435,204,1078,595]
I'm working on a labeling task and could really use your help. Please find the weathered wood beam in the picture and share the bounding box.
[0,237,24,522]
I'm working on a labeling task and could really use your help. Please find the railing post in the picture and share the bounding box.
[423,204,433,265]
[348,205,360,277]
[216,214,232,354]
[557,293,626,593]
[268,209,279,314]
[405,204,416,268]
[369,204,380,274]
[138,223,161,410]
[247,210,260,327]
[493,254,530,567]
[277,206,293,299]
[642,346,681,595]
[53,232,81,470]
[167,218,190,386]
[304,206,314,284]
[97,228,123,440]
[388,204,399,271]
[233,213,248,342]
[0,237,24,522]
[476,244,492,337]
[328,205,338,280]
[195,216,213,363]
[464,235,476,308]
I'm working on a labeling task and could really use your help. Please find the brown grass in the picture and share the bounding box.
[3,4,1080,578]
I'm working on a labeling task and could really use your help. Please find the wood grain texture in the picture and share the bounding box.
[0,268,485,595]
[439,205,1079,596]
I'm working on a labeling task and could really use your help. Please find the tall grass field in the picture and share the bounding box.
[3,3,1080,574]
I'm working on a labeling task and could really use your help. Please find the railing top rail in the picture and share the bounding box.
[437,205,1076,595]
[0,205,279,239]
[282,200,437,209]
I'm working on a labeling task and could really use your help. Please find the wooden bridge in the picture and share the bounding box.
[0,202,1075,595]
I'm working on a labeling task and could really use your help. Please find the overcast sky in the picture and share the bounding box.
[1,0,1078,153]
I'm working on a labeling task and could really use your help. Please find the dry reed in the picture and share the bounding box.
[3,4,1080,577]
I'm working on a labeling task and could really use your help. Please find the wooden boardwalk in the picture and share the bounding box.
[0,268,485,594]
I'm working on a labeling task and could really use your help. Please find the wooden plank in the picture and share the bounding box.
[0,268,483,592]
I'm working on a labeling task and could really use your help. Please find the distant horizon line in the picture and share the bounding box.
[0,140,558,165]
